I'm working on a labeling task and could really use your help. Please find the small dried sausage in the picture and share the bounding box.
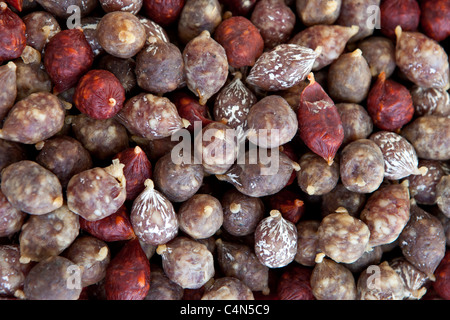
[296,0,341,26]
[401,116,450,161]
[19,204,80,264]
[0,92,66,145]
[178,194,223,240]
[311,258,356,300]
[399,204,446,278]
[23,256,83,300]
[254,210,297,268]
[66,159,127,221]
[246,44,319,92]
[340,139,385,194]
[220,188,264,237]
[201,277,254,300]
[177,0,222,44]
[0,62,17,122]
[130,179,179,246]
[36,136,93,188]
[297,152,339,196]
[153,152,203,203]
[360,182,410,247]
[156,236,215,289]
[315,207,370,264]
[357,261,406,300]
[135,36,184,95]
[1,160,63,215]
[116,93,186,140]
[63,235,110,288]
[289,24,358,71]
[250,0,296,49]
[395,26,450,90]
[215,239,270,293]
[96,11,146,59]
[183,30,228,105]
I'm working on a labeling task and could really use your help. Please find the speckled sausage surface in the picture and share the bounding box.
[63,235,110,287]
[19,204,79,264]
[336,103,373,146]
[144,265,184,300]
[436,176,450,217]
[15,57,52,101]
[327,49,371,103]
[216,239,269,293]
[358,36,396,78]
[0,244,31,298]
[69,114,129,161]
[316,208,370,264]
[410,86,450,117]
[137,15,169,44]
[360,183,410,247]
[0,92,66,145]
[289,24,358,71]
[36,136,93,188]
[297,152,339,196]
[96,11,146,59]
[246,44,319,92]
[0,190,26,238]
[35,0,98,18]
[1,160,63,215]
[0,62,17,122]
[79,17,104,57]
[390,257,428,300]
[23,11,60,53]
[401,116,450,161]
[98,55,136,93]
[220,188,264,237]
[340,139,385,193]
[213,72,257,130]
[295,220,320,267]
[177,0,222,45]
[66,160,126,221]
[153,152,204,203]
[135,36,184,95]
[399,204,446,278]
[406,159,445,205]
[311,258,356,300]
[201,277,254,300]
[99,0,143,14]
[254,210,298,268]
[250,0,296,49]
[296,0,342,26]
[23,255,82,300]
[216,149,299,197]
[246,95,298,149]
[357,261,406,300]
[130,179,179,245]
[321,183,366,218]
[116,93,186,140]
[157,236,215,289]
[336,0,381,43]
[395,27,450,90]
[370,131,427,180]
[178,194,223,240]
[183,30,228,105]
[194,121,237,175]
